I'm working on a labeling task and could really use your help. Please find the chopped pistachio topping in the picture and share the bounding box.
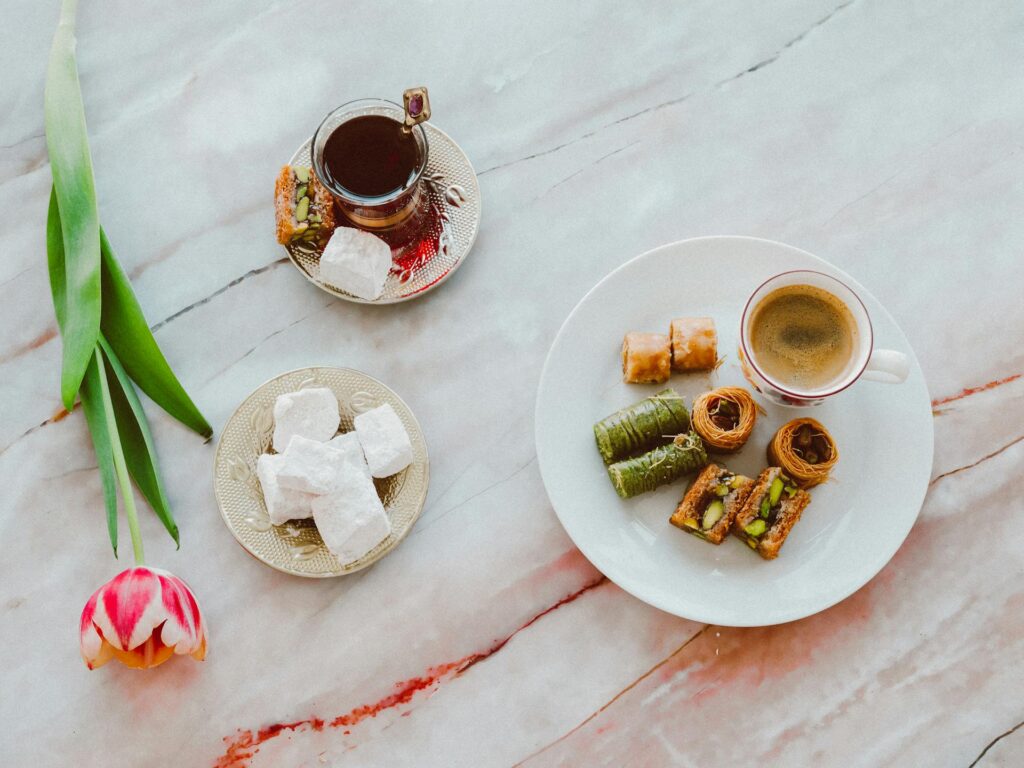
[289,168,324,240]
[744,519,766,537]
[702,500,725,530]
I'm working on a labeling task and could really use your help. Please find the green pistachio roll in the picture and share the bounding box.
[607,430,709,498]
[593,389,690,465]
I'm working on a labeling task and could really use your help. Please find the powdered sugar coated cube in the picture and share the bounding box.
[257,453,315,525]
[272,388,340,452]
[277,436,348,494]
[327,431,371,477]
[319,227,393,301]
[311,464,392,565]
[353,403,414,478]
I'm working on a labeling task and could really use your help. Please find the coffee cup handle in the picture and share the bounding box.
[861,348,909,384]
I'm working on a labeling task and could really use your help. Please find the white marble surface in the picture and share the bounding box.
[2,0,1023,765]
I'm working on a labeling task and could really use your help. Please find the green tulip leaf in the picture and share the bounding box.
[100,229,212,439]
[45,0,101,409]
[78,353,119,556]
[99,337,180,547]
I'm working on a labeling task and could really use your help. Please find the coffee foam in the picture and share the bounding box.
[749,285,858,391]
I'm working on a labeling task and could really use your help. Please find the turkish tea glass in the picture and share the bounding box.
[311,99,429,246]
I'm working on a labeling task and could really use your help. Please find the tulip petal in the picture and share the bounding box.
[156,571,203,654]
[190,635,207,662]
[93,568,175,652]
[86,637,116,670]
[98,567,158,649]
[79,589,104,665]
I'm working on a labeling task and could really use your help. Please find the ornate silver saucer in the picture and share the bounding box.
[284,124,480,304]
[213,367,429,577]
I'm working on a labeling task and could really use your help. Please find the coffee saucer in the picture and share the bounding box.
[284,124,481,304]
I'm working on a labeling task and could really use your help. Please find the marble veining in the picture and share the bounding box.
[2,0,1023,766]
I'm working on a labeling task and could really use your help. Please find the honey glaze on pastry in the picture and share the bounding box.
[669,317,717,372]
[622,332,671,384]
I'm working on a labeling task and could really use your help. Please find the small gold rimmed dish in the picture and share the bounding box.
[213,366,429,577]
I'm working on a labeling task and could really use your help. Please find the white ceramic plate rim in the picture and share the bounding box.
[535,235,934,626]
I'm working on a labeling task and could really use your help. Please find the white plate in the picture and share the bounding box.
[535,236,933,626]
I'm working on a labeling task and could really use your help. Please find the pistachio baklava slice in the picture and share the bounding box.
[274,165,337,246]
[670,463,753,544]
[732,467,810,560]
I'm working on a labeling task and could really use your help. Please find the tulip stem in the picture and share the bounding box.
[95,348,145,565]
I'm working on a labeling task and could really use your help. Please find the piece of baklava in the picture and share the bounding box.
[669,317,717,372]
[670,463,753,544]
[732,467,810,560]
[622,332,671,384]
[274,165,337,246]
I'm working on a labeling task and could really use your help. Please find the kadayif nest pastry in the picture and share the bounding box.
[690,387,759,453]
[767,418,839,487]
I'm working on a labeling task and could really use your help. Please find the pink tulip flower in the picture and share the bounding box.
[80,567,207,670]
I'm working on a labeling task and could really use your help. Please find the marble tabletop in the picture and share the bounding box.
[3,0,1023,765]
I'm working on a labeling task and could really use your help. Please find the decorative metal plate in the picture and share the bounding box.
[284,123,481,303]
[213,367,429,577]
